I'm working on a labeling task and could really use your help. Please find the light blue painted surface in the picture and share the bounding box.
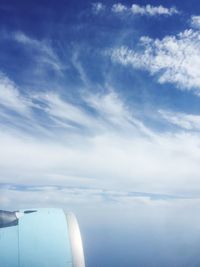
[0,208,73,267]
[19,209,72,267]
[0,225,19,267]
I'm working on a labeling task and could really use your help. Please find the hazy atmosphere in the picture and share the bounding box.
[1,0,200,266]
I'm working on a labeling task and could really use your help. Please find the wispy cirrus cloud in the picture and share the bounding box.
[34,92,96,130]
[111,29,200,93]
[13,31,63,73]
[0,71,151,137]
[84,91,154,137]
[0,72,31,114]
[160,110,200,131]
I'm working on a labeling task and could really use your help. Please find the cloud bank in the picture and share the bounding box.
[1,72,200,200]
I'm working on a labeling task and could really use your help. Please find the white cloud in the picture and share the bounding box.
[0,71,152,137]
[111,3,178,16]
[71,50,90,86]
[111,3,127,13]
[35,92,95,129]
[191,15,200,29]
[131,4,178,16]
[0,184,192,211]
[0,72,31,114]
[111,29,200,92]
[92,2,105,13]
[13,31,62,72]
[1,116,200,196]
[1,75,200,198]
[160,110,200,131]
[84,91,154,137]
[30,90,153,137]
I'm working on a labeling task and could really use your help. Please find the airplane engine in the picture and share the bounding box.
[0,208,85,267]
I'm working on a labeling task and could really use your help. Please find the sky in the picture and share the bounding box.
[1,0,200,266]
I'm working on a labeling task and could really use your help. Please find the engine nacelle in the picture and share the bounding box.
[0,208,85,267]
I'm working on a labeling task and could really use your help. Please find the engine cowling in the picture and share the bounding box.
[0,208,85,267]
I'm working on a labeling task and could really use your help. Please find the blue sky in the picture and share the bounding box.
[1,0,200,266]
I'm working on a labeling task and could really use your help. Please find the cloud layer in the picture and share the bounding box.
[1,72,200,199]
